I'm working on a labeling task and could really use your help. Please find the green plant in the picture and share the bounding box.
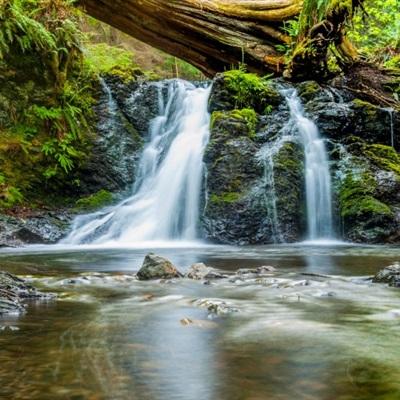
[223,67,274,109]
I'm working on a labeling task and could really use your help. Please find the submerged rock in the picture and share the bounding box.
[137,253,182,281]
[373,263,400,287]
[193,298,239,315]
[186,263,227,280]
[0,272,54,315]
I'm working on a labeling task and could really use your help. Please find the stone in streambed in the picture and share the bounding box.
[137,253,182,280]
[0,271,54,315]
[373,263,400,287]
[186,263,227,280]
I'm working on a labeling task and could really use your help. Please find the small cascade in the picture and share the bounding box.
[64,80,212,245]
[258,135,292,243]
[283,89,334,240]
[386,108,395,148]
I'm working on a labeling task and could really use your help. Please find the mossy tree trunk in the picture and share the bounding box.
[78,0,364,79]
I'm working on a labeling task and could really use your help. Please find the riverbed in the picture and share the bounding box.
[0,243,399,400]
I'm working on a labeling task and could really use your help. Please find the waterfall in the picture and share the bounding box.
[283,89,334,240]
[258,134,292,243]
[386,108,395,148]
[64,80,212,245]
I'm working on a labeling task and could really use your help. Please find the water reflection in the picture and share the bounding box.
[1,244,400,399]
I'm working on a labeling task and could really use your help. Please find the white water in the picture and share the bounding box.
[385,107,395,148]
[64,80,211,245]
[284,89,334,240]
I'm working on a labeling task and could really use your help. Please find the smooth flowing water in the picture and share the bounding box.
[1,244,400,400]
[284,90,334,240]
[64,80,211,245]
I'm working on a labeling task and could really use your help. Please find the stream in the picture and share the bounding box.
[1,243,400,400]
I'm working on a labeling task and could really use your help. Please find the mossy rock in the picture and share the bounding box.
[211,108,258,138]
[272,142,306,241]
[74,190,113,212]
[297,81,322,102]
[209,71,282,115]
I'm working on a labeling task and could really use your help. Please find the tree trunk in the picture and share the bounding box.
[78,0,302,76]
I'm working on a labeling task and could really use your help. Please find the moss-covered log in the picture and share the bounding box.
[77,0,301,76]
[77,0,368,78]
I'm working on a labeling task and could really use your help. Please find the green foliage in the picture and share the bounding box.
[162,56,203,80]
[298,0,334,37]
[0,0,96,207]
[223,68,276,110]
[75,189,113,211]
[349,0,400,61]
[84,43,143,82]
[0,0,57,59]
[275,19,300,59]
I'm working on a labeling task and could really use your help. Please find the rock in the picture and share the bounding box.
[186,263,226,280]
[0,272,54,315]
[193,298,239,315]
[373,263,400,287]
[333,138,400,243]
[236,266,276,277]
[137,253,182,280]
[0,211,72,247]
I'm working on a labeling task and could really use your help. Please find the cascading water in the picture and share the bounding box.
[283,89,334,240]
[64,80,212,245]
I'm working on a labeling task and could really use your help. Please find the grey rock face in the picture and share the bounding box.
[0,212,72,247]
[137,253,182,280]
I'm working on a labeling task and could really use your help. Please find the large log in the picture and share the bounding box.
[78,0,302,76]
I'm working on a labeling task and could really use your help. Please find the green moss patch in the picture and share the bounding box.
[211,108,258,138]
[222,69,281,112]
[209,191,242,205]
[84,43,143,82]
[75,190,113,212]
[339,173,393,218]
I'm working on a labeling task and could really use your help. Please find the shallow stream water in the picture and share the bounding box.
[1,243,400,400]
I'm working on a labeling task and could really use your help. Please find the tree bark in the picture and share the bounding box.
[78,0,302,76]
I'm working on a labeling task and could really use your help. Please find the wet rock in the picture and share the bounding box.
[186,263,227,280]
[137,253,182,281]
[0,272,54,315]
[239,266,275,274]
[373,263,400,287]
[0,211,72,247]
[193,298,239,315]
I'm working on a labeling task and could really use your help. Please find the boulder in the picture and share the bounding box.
[186,263,226,280]
[137,253,182,280]
[373,263,400,287]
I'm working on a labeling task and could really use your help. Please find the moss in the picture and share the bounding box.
[365,144,400,175]
[222,69,280,112]
[211,108,258,138]
[297,81,321,102]
[352,99,379,117]
[338,173,393,218]
[209,191,242,205]
[84,43,143,83]
[74,190,113,212]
